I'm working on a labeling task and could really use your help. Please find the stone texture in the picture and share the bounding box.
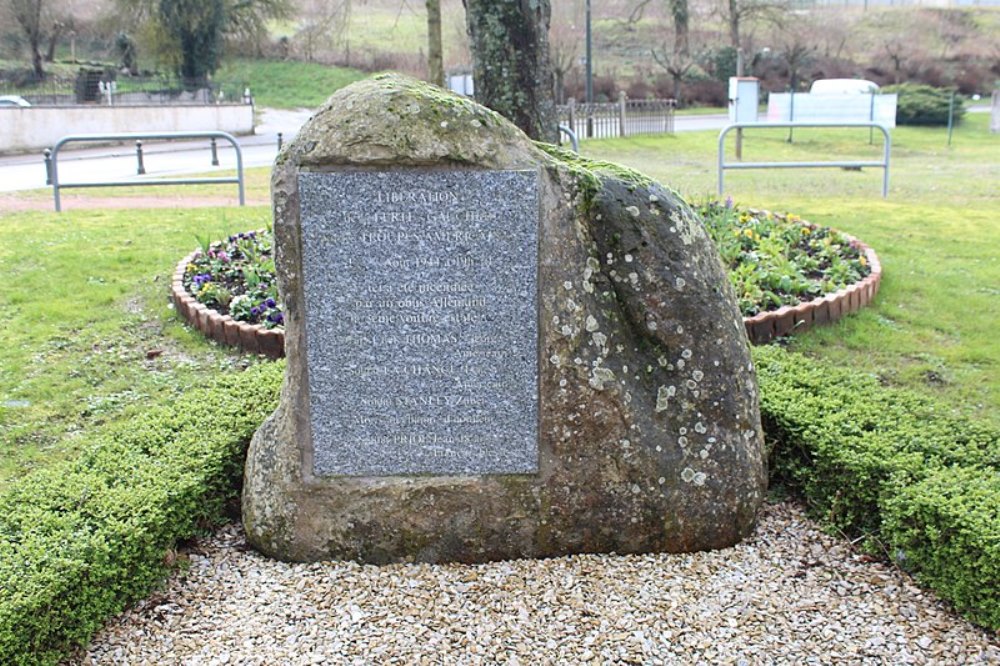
[242,74,766,564]
[297,170,539,477]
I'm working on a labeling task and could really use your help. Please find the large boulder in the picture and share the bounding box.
[243,74,766,563]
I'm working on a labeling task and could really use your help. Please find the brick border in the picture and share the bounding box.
[742,224,882,345]
[170,251,285,358]
[171,220,881,355]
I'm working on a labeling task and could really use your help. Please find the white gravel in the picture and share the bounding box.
[68,501,998,665]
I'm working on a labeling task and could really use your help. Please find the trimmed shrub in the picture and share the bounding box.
[883,468,1000,629]
[0,362,283,666]
[881,83,966,126]
[754,345,999,629]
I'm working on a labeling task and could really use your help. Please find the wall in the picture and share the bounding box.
[0,104,255,154]
[766,93,897,127]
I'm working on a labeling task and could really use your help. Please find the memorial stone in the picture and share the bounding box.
[243,74,767,563]
[298,169,539,476]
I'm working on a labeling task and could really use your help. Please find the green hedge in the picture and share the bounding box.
[754,345,1000,629]
[881,83,965,126]
[0,362,283,666]
[3,345,998,664]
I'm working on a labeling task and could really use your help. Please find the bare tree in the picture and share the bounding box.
[624,0,654,28]
[549,3,580,104]
[881,36,914,84]
[8,0,61,79]
[722,0,786,68]
[651,41,698,103]
[296,0,349,63]
[935,9,974,60]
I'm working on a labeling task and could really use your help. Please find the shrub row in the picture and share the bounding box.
[0,362,284,666]
[881,83,966,126]
[753,345,999,629]
[3,345,996,664]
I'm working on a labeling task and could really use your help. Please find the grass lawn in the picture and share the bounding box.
[583,113,999,423]
[0,206,274,485]
[0,113,996,487]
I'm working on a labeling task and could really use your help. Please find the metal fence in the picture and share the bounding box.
[559,94,676,140]
[718,121,892,199]
[49,131,246,212]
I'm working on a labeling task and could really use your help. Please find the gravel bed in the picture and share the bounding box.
[68,501,997,665]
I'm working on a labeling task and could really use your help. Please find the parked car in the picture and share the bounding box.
[809,79,879,95]
[0,95,31,107]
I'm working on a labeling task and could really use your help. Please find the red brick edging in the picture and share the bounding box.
[170,251,285,358]
[171,221,882,354]
[742,225,882,344]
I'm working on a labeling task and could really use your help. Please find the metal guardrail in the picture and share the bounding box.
[559,125,579,152]
[49,131,245,212]
[718,121,892,199]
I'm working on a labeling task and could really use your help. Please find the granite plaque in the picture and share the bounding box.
[298,170,539,476]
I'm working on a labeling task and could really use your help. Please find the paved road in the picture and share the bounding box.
[0,107,313,194]
[0,105,990,196]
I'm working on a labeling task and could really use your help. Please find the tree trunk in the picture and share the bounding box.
[426,0,444,87]
[669,0,689,57]
[14,0,46,80]
[463,0,558,143]
[31,46,44,80]
[728,0,740,51]
[45,22,64,63]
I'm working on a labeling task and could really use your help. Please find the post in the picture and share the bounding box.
[718,125,728,196]
[735,49,743,161]
[618,91,627,138]
[947,91,955,147]
[135,140,145,175]
[568,98,576,136]
[881,123,891,198]
[277,132,284,151]
[787,89,795,143]
[210,137,219,166]
[585,0,593,106]
[869,90,876,145]
[43,149,52,186]
[735,99,743,160]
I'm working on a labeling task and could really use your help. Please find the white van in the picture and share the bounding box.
[809,79,880,95]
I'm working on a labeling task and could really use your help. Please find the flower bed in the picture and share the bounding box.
[171,207,881,354]
[170,231,285,358]
[697,202,883,344]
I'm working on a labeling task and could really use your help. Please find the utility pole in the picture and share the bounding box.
[585,0,593,104]
[735,48,743,160]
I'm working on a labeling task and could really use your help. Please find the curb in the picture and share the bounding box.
[170,251,285,359]
[742,228,882,344]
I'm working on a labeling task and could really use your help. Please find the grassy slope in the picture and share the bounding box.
[214,59,365,109]
[0,206,273,485]
[583,114,999,423]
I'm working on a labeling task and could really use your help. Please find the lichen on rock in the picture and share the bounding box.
[243,74,766,564]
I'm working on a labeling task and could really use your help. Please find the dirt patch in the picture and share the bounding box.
[0,193,269,214]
